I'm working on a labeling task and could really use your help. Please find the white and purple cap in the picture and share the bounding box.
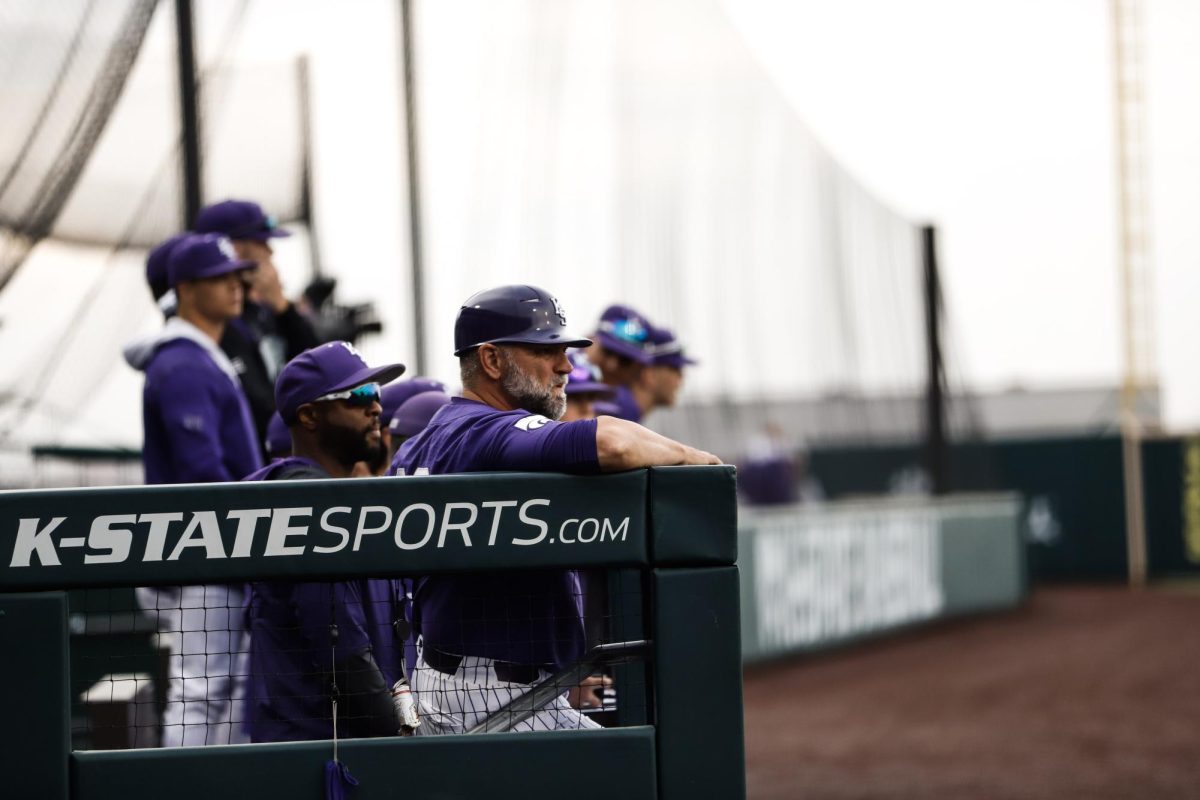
[381,377,447,422]
[167,233,256,288]
[594,304,656,364]
[647,326,697,369]
[565,349,615,397]
[389,390,452,437]
[275,341,406,424]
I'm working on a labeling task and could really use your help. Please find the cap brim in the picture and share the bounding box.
[597,333,654,364]
[179,258,256,284]
[327,362,407,394]
[554,334,594,349]
[657,354,698,368]
[236,228,292,241]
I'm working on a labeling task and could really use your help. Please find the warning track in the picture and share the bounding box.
[743,585,1200,799]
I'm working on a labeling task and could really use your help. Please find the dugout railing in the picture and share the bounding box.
[0,465,744,800]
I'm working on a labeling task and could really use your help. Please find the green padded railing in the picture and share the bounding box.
[0,466,744,800]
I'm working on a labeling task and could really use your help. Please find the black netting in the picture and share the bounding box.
[0,0,157,290]
[69,570,648,750]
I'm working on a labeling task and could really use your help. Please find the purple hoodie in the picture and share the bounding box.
[124,317,262,484]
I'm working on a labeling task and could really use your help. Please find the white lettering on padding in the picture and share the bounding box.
[9,517,66,567]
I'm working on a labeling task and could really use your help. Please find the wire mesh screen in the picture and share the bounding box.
[69,569,649,750]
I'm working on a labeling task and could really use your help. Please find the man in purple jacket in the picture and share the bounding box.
[244,341,412,742]
[194,199,322,457]
[391,284,719,735]
[124,233,263,746]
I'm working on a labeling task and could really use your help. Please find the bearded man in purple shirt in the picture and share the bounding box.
[390,284,719,735]
[244,341,413,742]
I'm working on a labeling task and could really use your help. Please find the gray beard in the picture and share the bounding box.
[500,354,567,420]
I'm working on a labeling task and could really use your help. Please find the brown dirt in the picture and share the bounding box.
[743,586,1200,800]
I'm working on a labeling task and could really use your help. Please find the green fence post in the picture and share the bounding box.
[653,566,745,800]
[0,592,69,800]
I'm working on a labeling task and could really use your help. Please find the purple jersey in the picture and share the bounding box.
[244,457,407,742]
[390,397,601,668]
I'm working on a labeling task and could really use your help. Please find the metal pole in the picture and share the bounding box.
[297,55,323,277]
[921,225,947,495]
[174,0,202,227]
[399,0,427,375]
[1112,0,1151,587]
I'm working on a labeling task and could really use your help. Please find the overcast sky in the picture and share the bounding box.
[721,0,1200,430]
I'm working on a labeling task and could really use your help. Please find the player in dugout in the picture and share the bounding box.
[193,199,322,456]
[124,233,263,747]
[389,284,719,734]
[387,389,452,458]
[639,325,696,417]
[586,303,657,423]
[243,341,418,742]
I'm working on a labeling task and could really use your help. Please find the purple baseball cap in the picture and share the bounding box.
[389,390,452,437]
[167,233,256,287]
[264,411,291,456]
[565,349,614,397]
[275,341,406,423]
[647,326,698,369]
[381,377,447,422]
[146,233,189,301]
[194,199,291,241]
[594,304,656,364]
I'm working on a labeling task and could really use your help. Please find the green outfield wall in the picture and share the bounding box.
[738,494,1026,662]
[809,435,1200,581]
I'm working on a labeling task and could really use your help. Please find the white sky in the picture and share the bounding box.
[721,0,1200,430]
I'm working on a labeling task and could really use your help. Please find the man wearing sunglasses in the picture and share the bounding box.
[243,341,416,742]
[390,284,719,736]
[123,233,264,747]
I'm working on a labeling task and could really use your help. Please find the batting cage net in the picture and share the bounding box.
[68,570,649,750]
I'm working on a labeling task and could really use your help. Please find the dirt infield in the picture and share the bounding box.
[743,586,1200,799]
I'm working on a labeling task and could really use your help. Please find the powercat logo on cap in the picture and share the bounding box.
[550,296,568,326]
[217,237,237,260]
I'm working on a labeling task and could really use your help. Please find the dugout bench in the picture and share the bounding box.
[0,466,744,800]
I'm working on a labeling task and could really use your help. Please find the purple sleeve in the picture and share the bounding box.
[489,417,601,474]
[155,367,236,483]
[290,582,371,665]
